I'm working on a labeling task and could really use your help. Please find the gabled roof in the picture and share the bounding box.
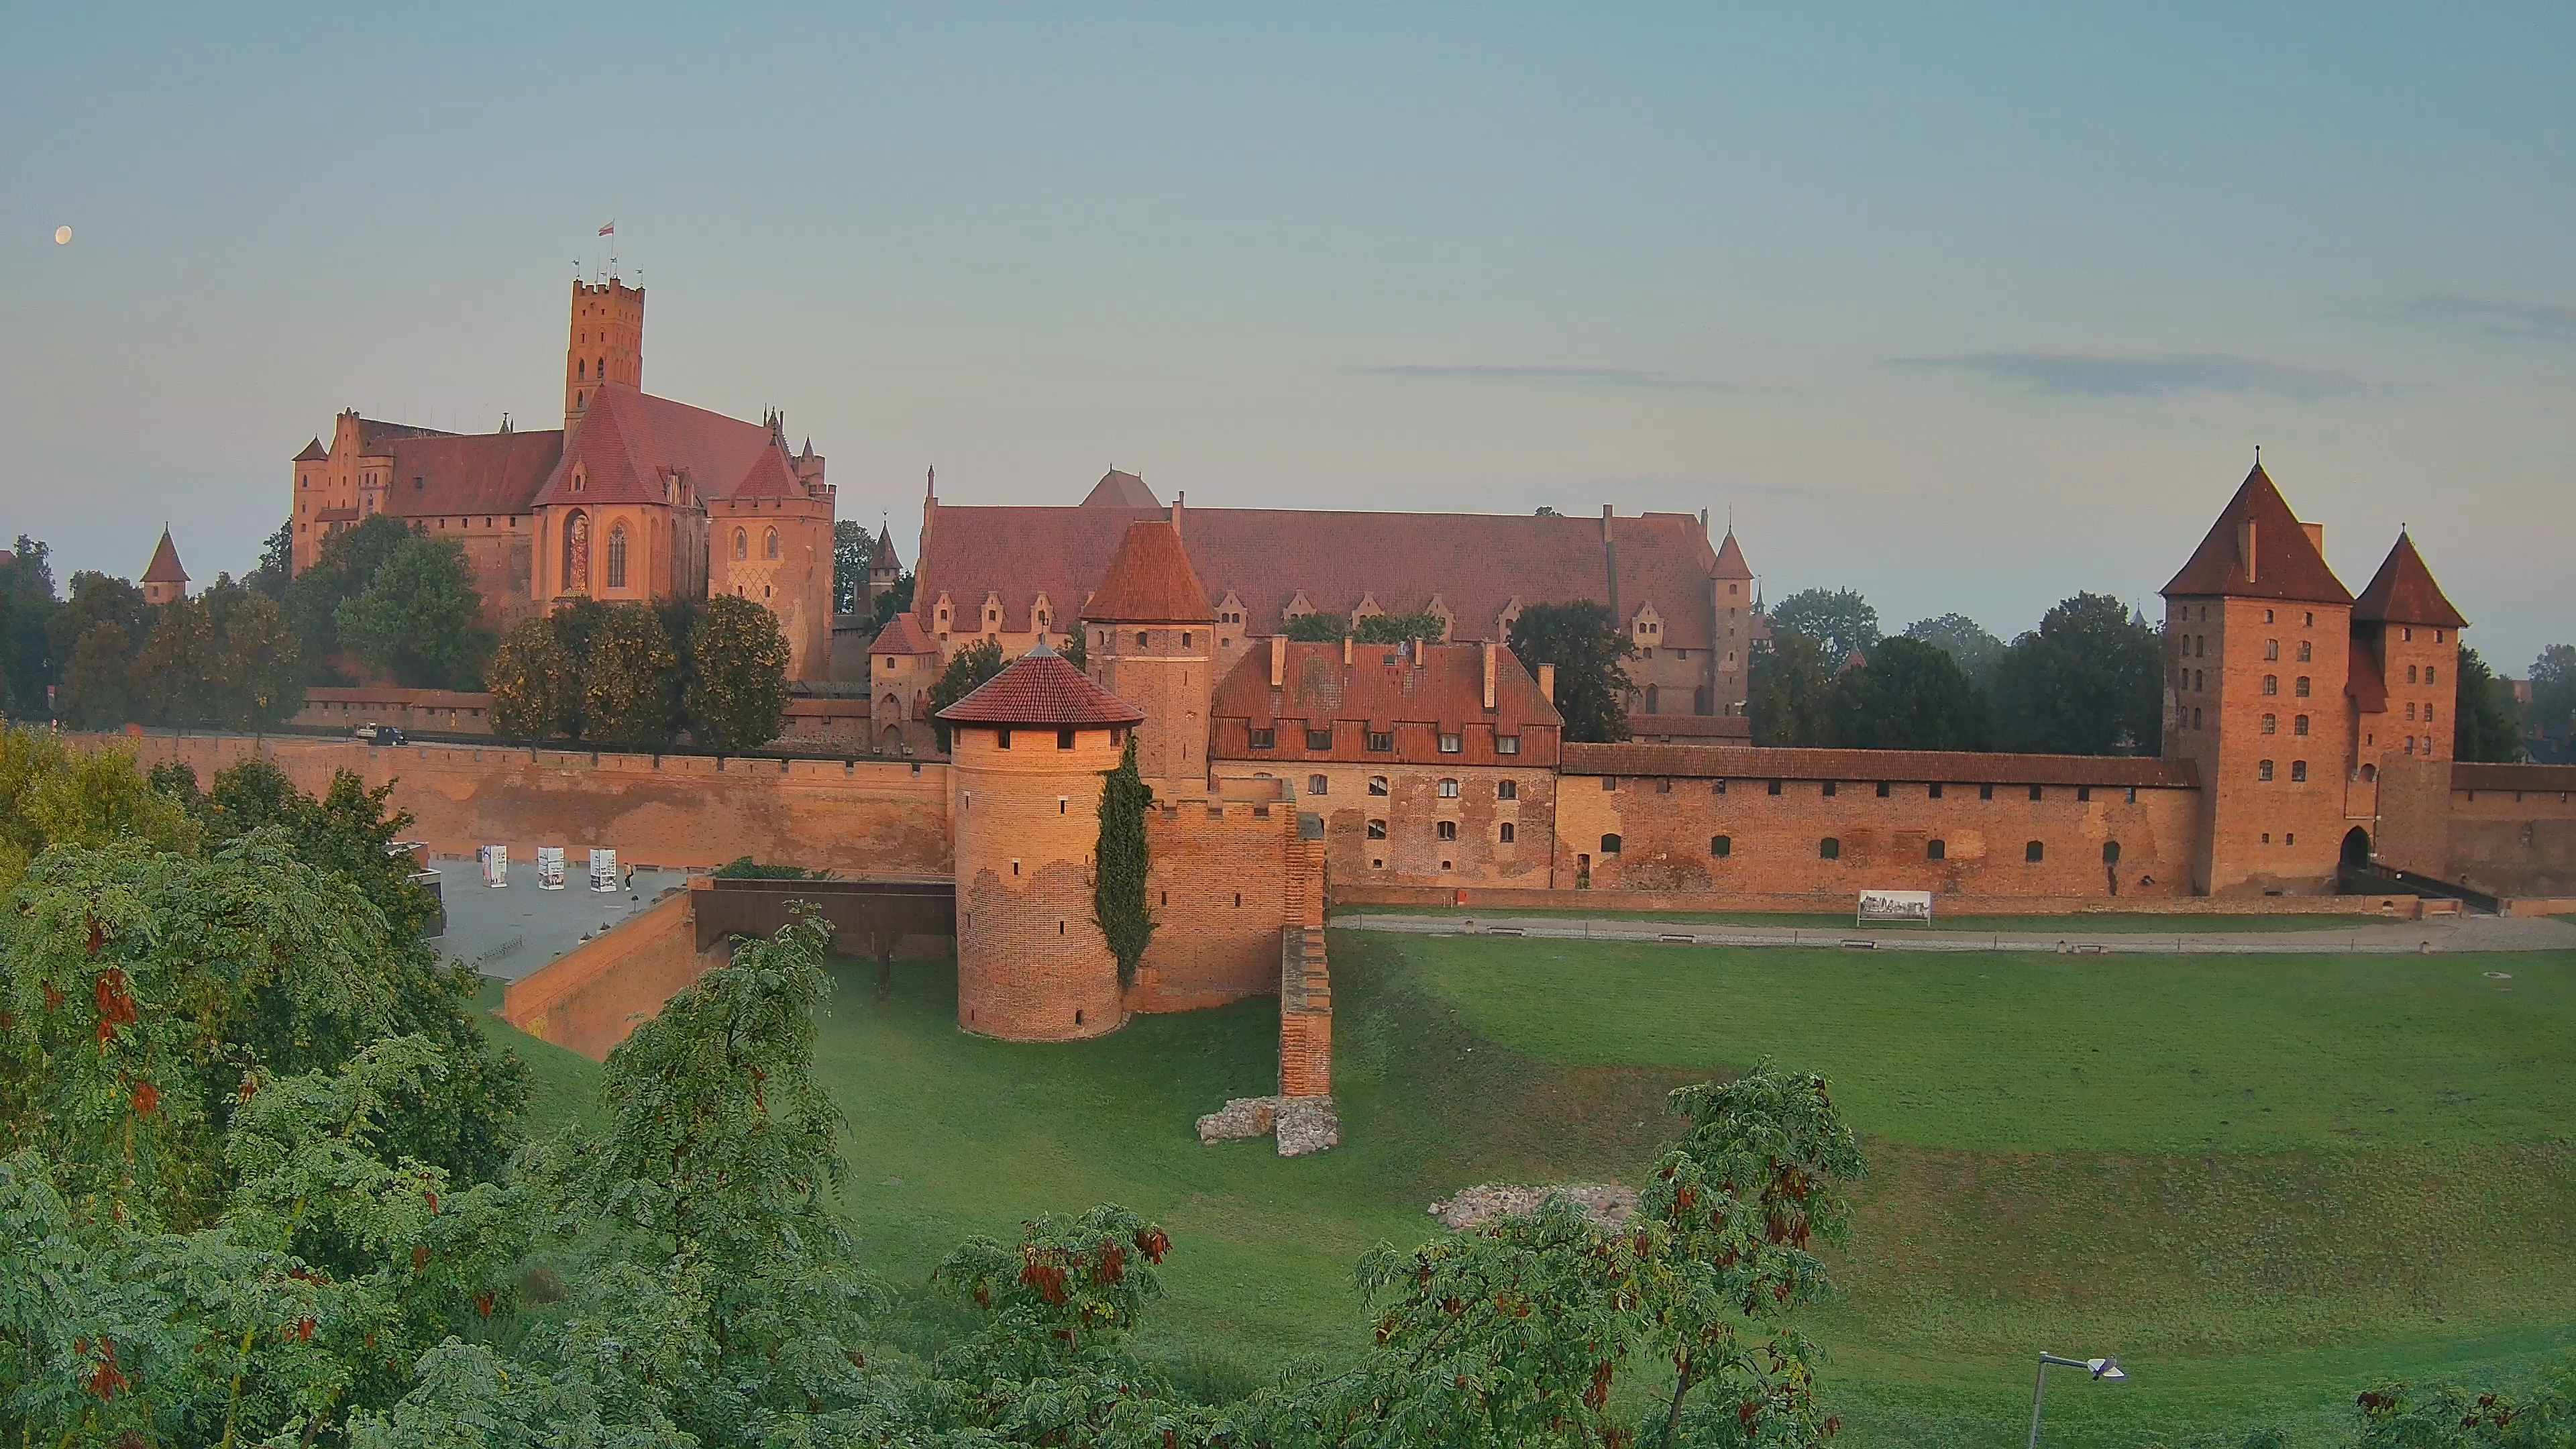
[378,430,567,518]
[869,611,936,656]
[293,438,329,463]
[914,500,1721,646]
[1211,640,1563,733]
[2162,463,2351,604]
[1713,529,1752,580]
[868,528,902,570]
[1081,519,1216,623]
[727,446,806,500]
[2352,531,2467,629]
[1081,469,1162,508]
[530,384,790,509]
[142,529,188,584]
[936,643,1146,727]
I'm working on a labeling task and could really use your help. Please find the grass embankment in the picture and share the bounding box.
[1334,904,2384,934]
[476,939,2576,1446]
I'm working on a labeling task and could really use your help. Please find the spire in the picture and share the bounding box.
[2353,530,2469,628]
[1081,519,1214,623]
[2161,460,2351,604]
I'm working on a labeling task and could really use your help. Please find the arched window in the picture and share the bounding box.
[605,523,628,589]
[2298,641,2312,662]
[2261,713,2277,735]
[2024,840,2044,863]
[764,527,780,560]
[1927,839,1946,860]
[1601,833,1623,854]
[2291,760,2308,782]
[562,511,590,594]
[2259,759,2275,782]
[2102,841,2121,865]
[577,358,587,378]
[1818,837,1840,860]
[2295,676,2312,698]
[734,528,748,560]
[2294,714,2310,736]
[1437,821,1458,841]
[2263,675,2279,696]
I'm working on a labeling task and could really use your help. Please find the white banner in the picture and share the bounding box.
[479,845,507,888]
[1856,890,1933,926]
[537,847,567,891]
[590,847,619,893]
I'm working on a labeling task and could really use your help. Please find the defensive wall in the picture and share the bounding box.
[294,686,878,755]
[500,886,721,1060]
[1332,883,2430,920]
[1130,785,1327,1014]
[1278,926,1332,1098]
[90,731,952,875]
[2376,758,2576,898]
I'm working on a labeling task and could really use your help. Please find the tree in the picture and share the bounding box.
[872,569,915,627]
[2453,647,2524,763]
[926,637,1006,751]
[487,616,583,740]
[56,618,139,730]
[1750,630,1836,747]
[45,570,146,674]
[0,732,199,898]
[1356,610,1448,644]
[2532,644,2576,747]
[1993,593,2163,755]
[206,579,304,730]
[1901,612,2006,691]
[580,604,681,750]
[0,537,60,715]
[1063,624,1088,671]
[335,535,490,688]
[245,518,294,600]
[832,519,871,614]
[283,514,413,676]
[133,596,216,730]
[1769,587,1880,663]
[1829,636,1994,751]
[1509,601,1634,743]
[1094,735,1154,986]
[684,594,791,751]
[1283,610,1350,642]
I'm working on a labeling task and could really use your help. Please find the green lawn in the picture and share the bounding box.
[474,934,2576,1446]
[1334,904,2391,934]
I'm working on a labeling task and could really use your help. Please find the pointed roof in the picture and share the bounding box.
[869,527,902,571]
[869,610,936,657]
[936,642,1147,727]
[2162,462,2351,604]
[142,529,188,585]
[531,384,785,508]
[293,437,329,463]
[2353,531,2467,628]
[1713,529,1752,580]
[727,445,806,500]
[1081,469,1163,508]
[1080,519,1214,623]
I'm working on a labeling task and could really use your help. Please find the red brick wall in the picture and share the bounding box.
[2445,771,2576,896]
[2168,595,2356,894]
[1333,881,2424,919]
[950,725,1127,1040]
[95,733,952,875]
[1214,760,1558,888]
[1130,792,1315,1012]
[1278,926,1331,1098]
[500,886,719,1060]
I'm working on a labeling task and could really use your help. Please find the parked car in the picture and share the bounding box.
[352,722,406,745]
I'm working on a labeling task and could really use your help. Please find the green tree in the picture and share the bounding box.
[1901,611,2006,691]
[56,619,139,731]
[1770,587,1880,662]
[1357,610,1448,644]
[487,616,583,739]
[832,519,871,614]
[926,637,1006,751]
[1750,630,1837,747]
[245,518,294,599]
[581,604,681,750]
[335,535,490,688]
[0,538,60,716]
[283,514,413,678]
[0,733,200,898]
[1994,593,2164,755]
[206,578,305,730]
[133,597,216,730]
[2453,646,2524,763]
[2532,644,2576,747]
[1509,600,1635,743]
[684,595,791,751]
[1283,610,1350,642]
[871,568,915,627]
[1830,635,1994,751]
[44,571,146,675]
[1094,735,1154,986]
[1063,623,1088,670]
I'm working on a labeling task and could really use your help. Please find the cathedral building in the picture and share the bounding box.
[287,277,837,679]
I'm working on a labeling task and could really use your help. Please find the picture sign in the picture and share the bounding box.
[1856,890,1933,926]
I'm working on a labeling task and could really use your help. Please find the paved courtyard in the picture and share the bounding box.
[427,856,692,982]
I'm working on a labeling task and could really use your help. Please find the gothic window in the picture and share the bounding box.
[564,511,591,594]
[578,358,586,378]
[606,523,628,589]
[734,529,748,560]
[764,528,780,560]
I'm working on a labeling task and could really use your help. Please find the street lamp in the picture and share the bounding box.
[2027,1352,2126,1447]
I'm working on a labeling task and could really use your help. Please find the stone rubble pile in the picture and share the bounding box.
[1195,1095,1340,1157]
[1428,1182,1638,1231]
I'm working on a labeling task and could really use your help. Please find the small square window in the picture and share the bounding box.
[1306,729,1334,751]
[1822,781,1838,797]
[1980,784,1994,800]
[1307,774,1328,795]
[1929,782,1944,799]
[1498,780,1518,800]
[1495,735,1519,755]
[2077,786,2091,802]
[1366,731,1393,752]
[1605,776,1619,792]
[2029,784,2043,802]
[1768,780,1783,796]
[1057,728,1075,749]
[1368,776,1389,796]
[1438,733,1461,753]
[1366,819,1387,839]
[1712,779,1728,795]
[1875,781,1890,798]
[1710,834,1731,857]
[1656,777,1673,794]
[1248,727,1276,749]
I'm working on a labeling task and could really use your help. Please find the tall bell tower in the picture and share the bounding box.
[564,277,645,429]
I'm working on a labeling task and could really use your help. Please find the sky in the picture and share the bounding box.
[5,3,2571,670]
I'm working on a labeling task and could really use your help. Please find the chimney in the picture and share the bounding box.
[2300,520,2324,555]
[1601,503,1614,542]
[1171,492,1185,538]
[1270,633,1286,688]
[1482,640,1498,710]
[1538,663,1556,701]
[2239,519,2257,583]
[1342,634,1354,665]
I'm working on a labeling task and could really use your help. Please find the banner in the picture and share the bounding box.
[537,847,567,891]
[479,845,507,888]
[1856,890,1933,926]
[590,848,619,893]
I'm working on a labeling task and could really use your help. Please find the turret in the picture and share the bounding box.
[141,527,189,606]
[564,276,645,429]
[1080,517,1216,791]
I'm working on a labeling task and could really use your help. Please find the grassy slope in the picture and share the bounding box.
[474,938,2576,1446]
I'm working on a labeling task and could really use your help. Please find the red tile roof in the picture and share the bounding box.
[530,384,792,509]
[1713,529,1752,580]
[2351,531,2467,628]
[936,645,1145,727]
[1562,743,2199,788]
[868,527,902,571]
[2163,463,2351,604]
[727,445,806,500]
[378,430,567,519]
[142,530,187,584]
[1081,469,1162,508]
[916,502,1721,648]
[1210,640,1562,766]
[293,438,329,463]
[870,611,936,656]
[1081,519,1215,623]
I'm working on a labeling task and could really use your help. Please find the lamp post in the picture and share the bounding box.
[2027,1352,2126,1448]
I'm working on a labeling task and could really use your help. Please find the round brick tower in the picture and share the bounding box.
[936,642,1148,1040]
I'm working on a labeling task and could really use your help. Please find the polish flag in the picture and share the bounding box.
[598,221,614,236]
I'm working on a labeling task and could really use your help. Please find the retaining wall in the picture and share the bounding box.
[500,886,721,1060]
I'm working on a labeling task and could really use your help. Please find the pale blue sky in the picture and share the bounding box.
[5,3,2570,668]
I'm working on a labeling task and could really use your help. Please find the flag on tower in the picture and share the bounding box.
[598,221,614,236]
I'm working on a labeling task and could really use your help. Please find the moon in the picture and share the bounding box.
[54,226,72,246]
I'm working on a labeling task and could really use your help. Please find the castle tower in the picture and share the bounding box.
[564,277,645,429]
[2161,462,2355,895]
[1711,527,1754,715]
[1081,516,1216,791]
[141,527,189,606]
[708,445,838,681]
[936,643,1148,1040]
[2351,531,2468,768]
